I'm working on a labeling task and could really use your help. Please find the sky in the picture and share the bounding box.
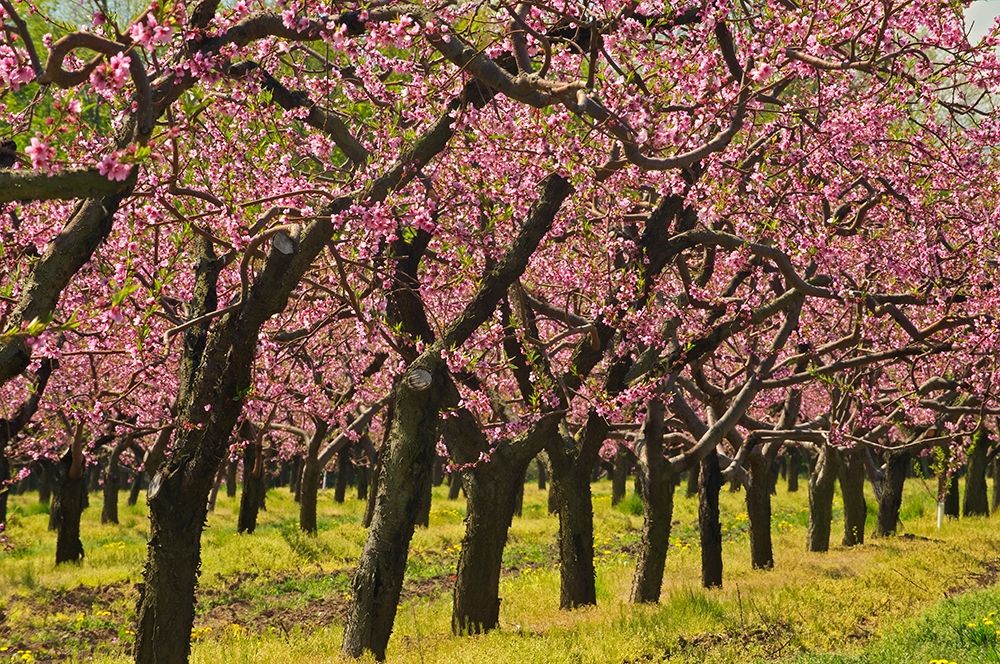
[967,0,1000,42]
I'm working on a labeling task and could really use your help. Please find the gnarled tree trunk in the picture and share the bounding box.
[237,434,265,534]
[452,462,521,634]
[55,438,87,565]
[806,445,839,552]
[838,446,866,546]
[746,452,774,569]
[875,452,909,536]
[963,430,990,517]
[631,399,675,604]
[699,450,723,588]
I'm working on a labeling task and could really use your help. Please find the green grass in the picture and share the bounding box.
[0,474,998,663]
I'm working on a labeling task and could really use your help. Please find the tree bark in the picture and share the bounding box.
[806,445,839,552]
[101,438,131,524]
[787,447,801,492]
[55,442,86,565]
[448,472,463,500]
[875,452,909,536]
[963,430,990,517]
[611,448,628,506]
[537,456,547,490]
[943,471,960,518]
[550,463,597,608]
[299,421,328,534]
[0,451,9,527]
[746,452,774,569]
[451,463,521,634]
[341,362,447,660]
[631,398,675,603]
[334,444,351,503]
[237,436,265,534]
[838,446,866,546]
[992,458,999,513]
[357,463,369,500]
[699,450,723,588]
[685,463,700,498]
[225,459,238,498]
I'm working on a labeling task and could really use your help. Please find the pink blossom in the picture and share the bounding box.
[97,152,132,181]
[24,136,55,171]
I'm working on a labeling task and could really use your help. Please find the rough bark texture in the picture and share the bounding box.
[334,444,352,504]
[225,459,238,498]
[806,446,839,552]
[686,463,700,498]
[876,453,909,536]
[55,447,86,565]
[448,472,462,500]
[838,447,867,546]
[746,453,774,569]
[550,462,597,608]
[943,471,960,518]
[963,430,990,517]
[631,399,675,603]
[0,452,9,527]
[611,449,628,506]
[299,421,328,534]
[699,450,724,588]
[341,362,447,660]
[787,447,801,492]
[992,458,1000,513]
[451,464,521,634]
[237,438,265,534]
[101,438,131,524]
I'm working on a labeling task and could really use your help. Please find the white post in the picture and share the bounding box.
[937,500,944,529]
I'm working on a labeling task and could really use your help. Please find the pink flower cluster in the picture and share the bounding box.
[129,14,173,49]
[97,151,131,181]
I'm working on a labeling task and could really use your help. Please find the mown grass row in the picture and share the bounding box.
[1,476,998,662]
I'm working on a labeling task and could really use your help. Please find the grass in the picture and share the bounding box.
[0,473,998,663]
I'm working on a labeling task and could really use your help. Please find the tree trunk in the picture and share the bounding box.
[134,490,206,663]
[357,464,369,500]
[452,464,520,634]
[746,453,774,569]
[963,430,990,517]
[699,450,723,588]
[290,456,302,499]
[341,362,446,661]
[943,471,960,518]
[551,466,597,608]
[55,446,86,565]
[992,458,999,513]
[838,447,866,546]
[237,439,264,534]
[207,468,223,512]
[127,469,143,506]
[685,463,699,498]
[806,446,839,552]
[299,422,328,534]
[334,444,351,504]
[537,457,547,490]
[876,452,908,536]
[0,451,9,527]
[448,472,462,500]
[787,447,801,492]
[611,448,628,506]
[102,439,130,524]
[38,460,53,505]
[630,398,674,603]
[225,459,238,498]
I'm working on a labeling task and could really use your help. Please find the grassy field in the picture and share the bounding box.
[1,474,998,663]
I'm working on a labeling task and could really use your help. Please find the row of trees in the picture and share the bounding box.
[2,0,998,662]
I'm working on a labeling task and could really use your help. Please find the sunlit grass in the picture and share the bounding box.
[1,473,997,663]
